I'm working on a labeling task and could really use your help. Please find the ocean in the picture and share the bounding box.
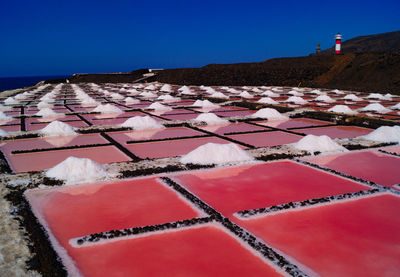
[0,75,68,92]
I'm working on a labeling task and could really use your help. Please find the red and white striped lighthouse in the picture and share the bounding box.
[335,33,342,54]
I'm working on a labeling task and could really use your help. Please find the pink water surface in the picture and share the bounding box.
[107,127,205,144]
[65,225,283,277]
[198,122,269,135]
[307,150,400,189]
[161,113,199,121]
[238,193,400,277]
[214,110,255,117]
[255,118,333,129]
[226,131,302,147]
[295,125,372,139]
[381,145,400,155]
[7,145,130,172]
[26,120,88,131]
[126,137,233,159]
[173,161,369,218]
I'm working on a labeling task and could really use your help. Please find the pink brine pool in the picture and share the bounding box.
[226,131,302,147]
[172,161,370,218]
[255,118,333,129]
[67,224,284,277]
[306,150,400,189]
[295,125,372,139]
[237,193,400,277]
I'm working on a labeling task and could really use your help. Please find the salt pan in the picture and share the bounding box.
[251,108,288,120]
[180,142,254,165]
[46,156,108,184]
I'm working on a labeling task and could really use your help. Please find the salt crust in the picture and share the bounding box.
[327,105,358,115]
[292,134,347,153]
[193,113,229,125]
[391,102,400,109]
[120,116,165,130]
[39,121,77,137]
[180,142,254,165]
[46,156,108,184]
[92,104,123,114]
[361,126,400,144]
[251,108,288,120]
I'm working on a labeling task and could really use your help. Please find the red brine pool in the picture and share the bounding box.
[172,161,370,218]
[66,224,284,277]
[237,193,400,277]
[295,125,372,139]
[226,131,302,147]
[306,150,400,189]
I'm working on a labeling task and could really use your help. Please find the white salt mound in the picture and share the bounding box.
[125,97,140,104]
[257,97,278,104]
[366,93,386,100]
[210,92,229,99]
[192,100,219,108]
[359,103,391,113]
[251,108,288,120]
[0,129,9,137]
[35,108,63,117]
[144,84,156,90]
[92,104,123,114]
[261,90,279,97]
[239,91,253,98]
[286,96,307,104]
[0,111,12,120]
[37,101,53,108]
[39,121,77,137]
[361,126,400,144]
[293,135,347,153]
[343,94,362,101]
[390,102,400,110]
[157,95,178,101]
[193,113,229,125]
[287,90,303,96]
[140,91,157,98]
[315,95,334,103]
[160,84,172,92]
[120,116,165,130]
[4,97,19,105]
[110,93,124,100]
[46,156,108,184]
[148,102,172,111]
[328,105,357,115]
[180,143,254,165]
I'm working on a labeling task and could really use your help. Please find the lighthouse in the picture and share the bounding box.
[335,33,342,54]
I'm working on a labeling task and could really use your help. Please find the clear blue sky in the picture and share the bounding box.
[1,0,399,77]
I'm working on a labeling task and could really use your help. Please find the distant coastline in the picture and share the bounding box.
[0,75,69,92]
